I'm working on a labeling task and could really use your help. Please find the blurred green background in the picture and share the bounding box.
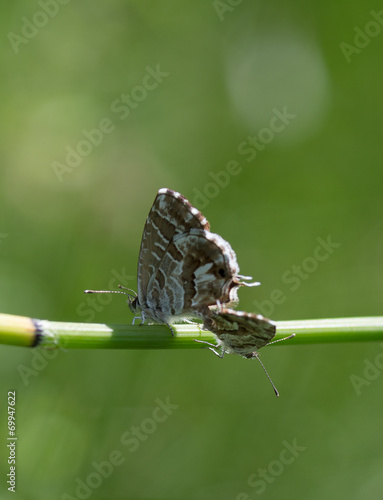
[1,1,383,499]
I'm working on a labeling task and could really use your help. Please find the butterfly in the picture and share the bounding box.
[85,188,257,331]
[202,307,276,358]
[200,307,293,396]
[129,188,258,327]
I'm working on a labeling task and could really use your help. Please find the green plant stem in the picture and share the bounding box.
[275,316,383,344]
[1,313,383,350]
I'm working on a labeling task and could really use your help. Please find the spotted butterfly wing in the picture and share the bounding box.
[131,188,254,325]
[144,228,241,322]
[203,307,276,357]
[136,188,209,307]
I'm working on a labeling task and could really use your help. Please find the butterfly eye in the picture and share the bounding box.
[218,268,226,277]
[129,297,139,312]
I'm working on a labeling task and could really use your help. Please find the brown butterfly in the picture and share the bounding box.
[86,188,257,330]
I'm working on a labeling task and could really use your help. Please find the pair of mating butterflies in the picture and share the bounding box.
[86,188,284,394]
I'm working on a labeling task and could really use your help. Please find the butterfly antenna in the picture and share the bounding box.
[117,285,138,297]
[253,352,279,397]
[84,285,137,300]
[266,333,296,347]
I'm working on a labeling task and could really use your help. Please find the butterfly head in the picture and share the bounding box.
[128,295,140,314]
[115,286,139,313]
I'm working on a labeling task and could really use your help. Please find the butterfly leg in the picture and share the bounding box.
[132,310,152,326]
[166,323,175,336]
[182,318,200,325]
[132,309,147,326]
[132,314,145,325]
[194,339,225,358]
